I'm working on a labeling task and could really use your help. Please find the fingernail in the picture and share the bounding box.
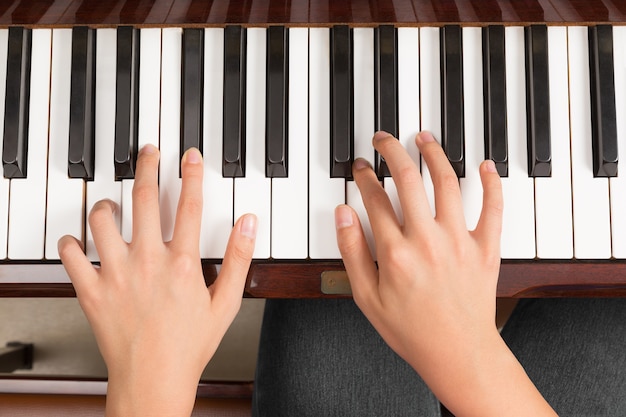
[103,198,119,214]
[184,148,202,164]
[335,205,353,229]
[484,159,497,173]
[240,214,257,240]
[373,130,391,142]
[417,131,435,143]
[353,158,371,171]
[140,144,157,155]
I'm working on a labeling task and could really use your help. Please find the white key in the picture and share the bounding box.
[347,27,376,257]
[121,29,161,243]
[201,28,233,259]
[419,27,441,216]
[86,29,122,261]
[234,28,271,259]
[137,29,161,146]
[0,29,9,259]
[460,27,484,231]
[387,27,420,225]
[612,26,626,258]
[534,27,573,259]
[271,28,308,259]
[45,29,85,259]
[501,26,535,259]
[159,28,182,242]
[8,29,51,260]
[309,28,344,259]
[568,26,611,259]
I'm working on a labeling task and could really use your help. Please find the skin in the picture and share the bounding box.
[335,131,557,416]
[58,145,257,416]
[59,131,556,417]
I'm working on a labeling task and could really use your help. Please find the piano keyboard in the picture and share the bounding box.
[0,25,625,264]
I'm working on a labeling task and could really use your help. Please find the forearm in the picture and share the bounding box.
[412,328,557,417]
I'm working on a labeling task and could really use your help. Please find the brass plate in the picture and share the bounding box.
[321,271,352,295]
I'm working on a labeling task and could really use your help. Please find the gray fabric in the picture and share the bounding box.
[252,299,440,417]
[253,298,626,416]
[501,298,626,417]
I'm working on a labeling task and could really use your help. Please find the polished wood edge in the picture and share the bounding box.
[497,261,626,297]
[197,380,254,399]
[0,376,253,398]
[0,0,623,25]
[0,22,625,28]
[246,260,626,298]
[2,260,626,298]
[0,283,76,297]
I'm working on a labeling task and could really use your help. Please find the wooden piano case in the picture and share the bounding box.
[0,0,625,298]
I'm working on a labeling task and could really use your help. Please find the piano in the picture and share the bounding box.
[1,0,626,299]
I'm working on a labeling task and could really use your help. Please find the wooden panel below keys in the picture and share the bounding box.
[3,261,626,298]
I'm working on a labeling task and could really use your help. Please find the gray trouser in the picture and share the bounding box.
[252,298,626,416]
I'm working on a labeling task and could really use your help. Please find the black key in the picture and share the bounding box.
[440,25,464,178]
[525,25,551,177]
[589,25,618,178]
[265,26,288,178]
[68,26,96,180]
[181,28,204,171]
[2,27,31,179]
[482,25,508,177]
[223,25,246,178]
[114,26,140,180]
[330,25,353,179]
[374,24,398,179]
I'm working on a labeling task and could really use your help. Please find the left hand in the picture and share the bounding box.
[58,145,257,417]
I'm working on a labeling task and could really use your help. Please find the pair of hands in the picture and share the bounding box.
[59,131,554,416]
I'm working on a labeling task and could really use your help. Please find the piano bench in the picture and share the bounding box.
[0,393,252,416]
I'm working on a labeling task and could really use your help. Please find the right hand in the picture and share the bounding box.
[335,131,556,417]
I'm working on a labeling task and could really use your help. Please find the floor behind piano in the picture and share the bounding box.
[0,298,265,381]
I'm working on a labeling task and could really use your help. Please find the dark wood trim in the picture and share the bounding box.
[2,260,626,298]
[0,0,623,26]
[0,375,253,398]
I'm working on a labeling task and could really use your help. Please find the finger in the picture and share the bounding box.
[89,199,126,262]
[335,205,379,308]
[58,235,99,298]
[415,131,466,229]
[473,160,503,253]
[352,158,402,243]
[132,144,162,243]
[371,131,432,231]
[172,148,204,253]
[210,214,257,320]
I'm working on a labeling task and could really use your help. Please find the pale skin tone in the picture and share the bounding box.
[59,131,557,417]
[336,131,556,416]
[59,145,257,416]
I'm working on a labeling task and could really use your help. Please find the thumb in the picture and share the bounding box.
[335,205,379,308]
[210,214,257,319]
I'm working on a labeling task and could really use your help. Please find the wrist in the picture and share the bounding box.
[415,328,555,417]
[106,361,201,417]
